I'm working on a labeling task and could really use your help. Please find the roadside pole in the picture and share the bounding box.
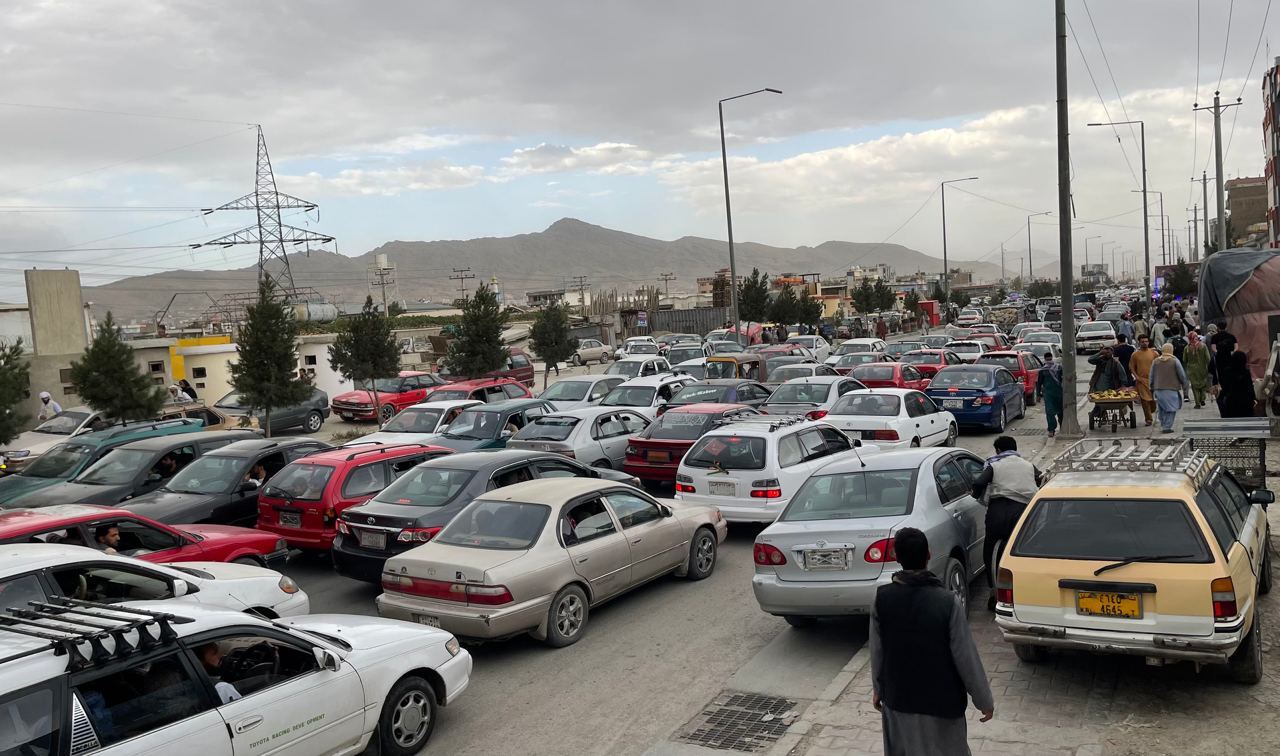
[1055,0,1081,437]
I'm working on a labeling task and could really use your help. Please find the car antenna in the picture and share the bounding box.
[851,439,868,468]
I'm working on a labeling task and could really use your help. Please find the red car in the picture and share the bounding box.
[972,333,1011,351]
[257,443,452,550]
[848,362,931,391]
[423,376,533,403]
[897,349,966,377]
[622,403,760,482]
[0,504,289,566]
[331,370,447,423]
[977,350,1042,403]
[437,347,536,387]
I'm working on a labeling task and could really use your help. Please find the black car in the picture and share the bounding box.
[213,388,331,435]
[120,437,331,527]
[332,449,639,582]
[662,379,773,413]
[7,430,260,509]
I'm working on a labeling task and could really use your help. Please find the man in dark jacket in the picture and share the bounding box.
[1112,334,1136,384]
[871,528,994,755]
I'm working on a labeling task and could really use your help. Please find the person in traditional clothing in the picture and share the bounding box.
[1036,353,1064,437]
[1088,346,1128,425]
[1117,312,1135,341]
[1112,334,1136,384]
[1183,330,1212,408]
[1149,344,1189,433]
[1129,334,1158,427]
[1219,350,1257,418]
[871,527,994,756]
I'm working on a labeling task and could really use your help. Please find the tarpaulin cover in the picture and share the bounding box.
[1197,249,1280,379]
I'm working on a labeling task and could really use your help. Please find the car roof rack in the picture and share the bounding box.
[0,598,194,672]
[99,418,201,439]
[712,415,809,432]
[1047,438,1211,486]
[343,442,438,461]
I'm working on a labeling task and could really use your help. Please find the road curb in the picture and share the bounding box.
[767,647,871,756]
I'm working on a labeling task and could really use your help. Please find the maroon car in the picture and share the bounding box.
[622,403,759,483]
[897,349,965,377]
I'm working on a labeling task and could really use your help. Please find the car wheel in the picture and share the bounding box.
[1260,535,1273,595]
[377,675,437,755]
[943,557,968,614]
[1229,610,1264,684]
[784,615,818,629]
[1016,395,1026,420]
[1026,387,1038,406]
[380,404,396,423]
[1014,644,1049,663]
[571,354,582,366]
[944,423,958,447]
[600,354,609,365]
[544,584,589,647]
[303,410,323,434]
[232,556,263,567]
[686,527,717,580]
[591,459,612,469]
[993,406,1007,433]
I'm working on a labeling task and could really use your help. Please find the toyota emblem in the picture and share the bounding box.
[367,516,376,524]
[816,540,827,548]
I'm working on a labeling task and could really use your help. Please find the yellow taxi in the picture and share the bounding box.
[994,438,1274,683]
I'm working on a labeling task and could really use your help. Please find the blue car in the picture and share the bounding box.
[924,364,1026,432]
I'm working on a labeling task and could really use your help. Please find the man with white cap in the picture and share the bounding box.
[37,391,61,421]
[166,384,194,404]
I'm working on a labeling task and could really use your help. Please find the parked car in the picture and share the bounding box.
[656,333,701,354]
[154,400,248,433]
[605,355,672,379]
[848,362,931,391]
[346,400,481,446]
[898,349,964,377]
[825,389,958,449]
[425,376,533,403]
[671,357,707,379]
[623,403,761,483]
[4,430,260,509]
[824,338,889,365]
[257,443,453,550]
[883,341,926,360]
[507,406,650,469]
[1075,321,1117,354]
[751,447,987,626]
[786,335,832,362]
[0,406,115,475]
[831,352,892,375]
[1020,331,1063,352]
[762,376,868,419]
[766,362,840,386]
[1009,321,1048,341]
[666,342,712,365]
[598,374,692,419]
[664,379,773,412]
[377,478,727,645]
[571,337,613,365]
[331,371,447,423]
[971,333,1011,351]
[919,334,954,349]
[614,336,660,359]
[438,347,535,387]
[925,364,1026,432]
[334,450,640,582]
[422,398,559,452]
[955,308,983,326]
[944,340,989,363]
[976,350,1043,403]
[212,387,330,435]
[537,374,625,411]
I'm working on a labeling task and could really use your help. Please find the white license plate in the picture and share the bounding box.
[942,399,964,409]
[357,530,386,550]
[340,413,353,420]
[415,615,441,628]
[278,512,301,528]
[708,480,737,497]
[804,549,848,570]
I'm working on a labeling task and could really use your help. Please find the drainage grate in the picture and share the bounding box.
[1014,428,1048,436]
[675,691,802,752]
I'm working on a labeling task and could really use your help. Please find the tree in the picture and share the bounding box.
[0,338,30,445]
[329,296,401,427]
[738,268,771,330]
[796,288,823,326]
[69,312,165,425]
[1026,280,1057,299]
[952,290,972,308]
[872,279,895,311]
[1164,258,1197,298]
[769,286,799,325]
[1010,276,1024,291]
[387,301,406,317]
[852,280,876,313]
[930,283,946,303]
[444,283,509,379]
[991,287,1007,306]
[228,281,312,437]
[529,302,578,389]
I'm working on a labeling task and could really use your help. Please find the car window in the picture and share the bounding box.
[284,444,323,462]
[781,469,917,520]
[263,463,334,501]
[501,383,527,399]
[594,414,629,439]
[562,498,617,545]
[902,366,922,381]
[193,633,319,703]
[389,454,429,479]
[951,455,984,480]
[341,463,389,499]
[1195,489,1237,554]
[1013,498,1211,562]
[97,518,183,554]
[817,427,853,454]
[436,500,549,550]
[0,573,48,612]
[534,459,587,478]
[776,434,803,467]
[73,652,212,747]
[1210,473,1252,534]
[619,412,649,434]
[607,491,664,528]
[796,429,829,462]
[685,435,767,470]
[934,461,970,502]
[490,464,536,488]
[838,380,865,396]
[510,353,531,368]
[374,466,474,507]
[51,563,175,603]
[0,684,57,755]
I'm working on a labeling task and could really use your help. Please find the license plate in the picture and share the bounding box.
[356,529,386,550]
[647,451,667,463]
[415,615,441,628]
[278,512,301,528]
[943,399,963,409]
[1076,590,1142,619]
[708,480,737,497]
[804,548,847,570]
[341,413,353,420]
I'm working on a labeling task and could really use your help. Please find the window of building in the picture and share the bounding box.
[58,368,74,383]
[148,361,165,374]
[304,355,317,366]
[192,367,207,379]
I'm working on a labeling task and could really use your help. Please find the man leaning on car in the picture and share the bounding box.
[971,436,1044,611]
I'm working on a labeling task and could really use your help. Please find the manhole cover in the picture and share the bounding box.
[1014,428,1047,436]
[675,691,803,752]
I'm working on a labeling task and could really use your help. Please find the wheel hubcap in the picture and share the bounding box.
[557,595,583,637]
[950,569,966,607]
[696,536,715,572]
[391,690,429,747]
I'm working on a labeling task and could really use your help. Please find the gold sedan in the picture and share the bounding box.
[376,478,727,646]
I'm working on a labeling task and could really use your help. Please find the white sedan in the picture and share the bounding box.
[824,338,888,365]
[537,374,625,411]
[824,388,958,449]
[944,340,989,363]
[345,399,480,447]
[786,335,831,362]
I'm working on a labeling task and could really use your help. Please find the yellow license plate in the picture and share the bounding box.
[1076,591,1142,619]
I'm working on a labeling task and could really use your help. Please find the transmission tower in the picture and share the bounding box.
[192,125,334,299]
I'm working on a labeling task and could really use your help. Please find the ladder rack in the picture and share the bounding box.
[1047,438,1212,486]
[0,599,194,672]
[713,415,809,432]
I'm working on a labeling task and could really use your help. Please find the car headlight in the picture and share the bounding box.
[278,576,300,595]
[276,539,287,552]
[5,450,29,459]
[445,637,461,656]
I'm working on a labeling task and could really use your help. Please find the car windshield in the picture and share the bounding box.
[540,381,591,402]
[442,410,504,440]
[33,410,91,436]
[262,463,334,501]
[780,469,917,521]
[930,370,994,389]
[947,342,981,353]
[436,500,549,550]
[355,377,403,393]
[373,467,475,507]
[787,337,815,347]
[831,394,900,416]
[629,343,659,354]
[704,360,741,379]
[836,354,879,367]
[600,387,656,407]
[836,342,870,354]
[770,366,816,382]
[427,390,469,402]
[382,407,446,433]
[710,342,741,354]
[165,455,246,495]
[675,364,706,379]
[644,412,718,440]
[605,361,643,378]
[1012,498,1210,562]
[851,365,896,381]
[21,442,94,479]
[977,355,1021,370]
[76,449,154,486]
[512,416,579,441]
[684,435,766,470]
[668,347,704,364]
[767,383,830,405]
[671,384,729,404]
[213,392,249,409]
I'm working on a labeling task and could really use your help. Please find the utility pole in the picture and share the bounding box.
[1188,205,1199,262]
[449,267,475,304]
[1194,92,1242,253]
[658,272,676,299]
[1026,211,1051,282]
[571,275,589,311]
[940,177,979,308]
[999,243,1006,284]
[1201,172,1211,256]
[1054,0,1080,436]
[1084,235,1101,270]
[370,255,396,313]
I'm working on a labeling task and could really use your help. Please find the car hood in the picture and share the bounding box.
[169,559,279,581]
[124,489,223,518]
[0,474,61,505]
[1,431,67,456]
[13,481,130,507]
[430,437,494,453]
[546,400,593,411]
[278,613,453,651]
[333,390,377,404]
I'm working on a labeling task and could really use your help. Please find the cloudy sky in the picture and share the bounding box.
[0,0,1273,301]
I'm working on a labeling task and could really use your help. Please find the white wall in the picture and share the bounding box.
[297,339,350,398]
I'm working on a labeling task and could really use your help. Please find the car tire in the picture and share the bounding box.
[544,584,589,647]
[571,354,582,366]
[1016,395,1026,420]
[993,406,1007,433]
[784,615,818,629]
[380,404,396,423]
[1027,387,1038,406]
[944,423,958,447]
[686,527,717,580]
[943,557,969,614]
[1260,535,1273,595]
[232,556,263,567]
[1229,610,1264,684]
[1014,644,1049,663]
[600,354,609,365]
[591,459,612,469]
[303,410,323,434]
[377,675,438,755]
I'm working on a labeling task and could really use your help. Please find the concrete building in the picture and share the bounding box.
[1266,57,1280,247]
[1226,177,1267,245]
[128,337,178,389]
[525,289,567,308]
[18,271,94,421]
[177,342,239,401]
[696,268,742,295]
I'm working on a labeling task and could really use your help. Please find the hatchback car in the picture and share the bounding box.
[507,406,650,469]
[762,376,868,420]
[898,349,964,377]
[751,447,987,625]
[571,337,613,365]
[976,350,1043,404]
[831,352,891,375]
[377,478,727,646]
[213,387,331,435]
[348,399,481,447]
[598,374,692,419]
[538,374,626,411]
[825,389,958,449]
[848,362,931,391]
[605,356,672,379]
[665,379,773,412]
[425,377,533,403]
[331,371,448,422]
[925,364,1026,432]
[944,340,989,363]
[622,403,761,483]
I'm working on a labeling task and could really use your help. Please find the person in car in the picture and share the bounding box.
[198,643,243,703]
[149,454,180,481]
[94,524,120,555]
[970,436,1044,611]
[242,463,268,488]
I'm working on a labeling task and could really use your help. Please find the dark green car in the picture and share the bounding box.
[424,398,558,452]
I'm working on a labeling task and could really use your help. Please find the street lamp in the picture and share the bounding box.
[1131,189,1167,267]
[1026,211,1051,281]
[940,176,979,309]
[1089,119,1150,307]
[1084,235,1101,269]
[720,87,782,346]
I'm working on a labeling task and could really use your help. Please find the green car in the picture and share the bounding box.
[0,418,206,507]
[425,398,557,453]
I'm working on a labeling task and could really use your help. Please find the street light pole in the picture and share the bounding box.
[719,88,782,346]
[1054,0,1081,437]
[1093,119,1150,307]
[940,176,979,309]
[1026,211,1051,281]
[1084,235,1101,270]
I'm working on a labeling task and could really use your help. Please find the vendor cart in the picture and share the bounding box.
[1087,390,1138,432]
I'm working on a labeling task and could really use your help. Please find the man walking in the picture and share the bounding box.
[1117,312,1135,342]
[1129,334,1158,427]
[1112,334,1135,384]
[1088,345,1128,425]
[971,436,1044,610]
[871,528,994,756]
[1149,343,1190,433]
[36,391,62,422]
[1036,353,1064,437]
[1183,330,1212,408]
[875,316,889,341]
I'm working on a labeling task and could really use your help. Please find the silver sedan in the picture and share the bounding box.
[751,447,987,626]
[506,406,650,469]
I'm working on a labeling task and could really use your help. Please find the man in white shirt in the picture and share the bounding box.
[199,643,243,704]
[37,391,62,421]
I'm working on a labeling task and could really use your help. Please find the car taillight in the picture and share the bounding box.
[335,520,350,535]
[675,474,695,494]
[397,526,443,543]
[995,567,1014,605]
[973,396,994,405]
[625,444,639,457]
[381,576,514,606]
[750,479,782,498]
[864,538,897,563]
[466,584,515,605]
[872,429,899,441]
[805,409,828,420]
[1211,577,1237,620]
[323,506,336,524]
[753,543,787,565]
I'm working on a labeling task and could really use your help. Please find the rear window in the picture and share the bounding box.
[1011,498,1211,562]
[831,394,901,416]
[539,381,590,402]
[645,412,717,441]
[780,470,917,521]
[977,356,1020,370]
[427,390,469,402]
[836,354,879,367]
[672,384,729,404]
[600,387,656,407]
[668,347,704,364]
[512,416,579,442]
[837,343,870,354]
[929,369,993,389]
[684,435,766,470]
[947,342,981,353]
[373,467,475,507]
[897,353,936,365]
[23,442,95,479]
[770,366,814,382]
[263,463,335,501]
[850,365,895,381]
[436,500,549,550]
[767,383,831,405]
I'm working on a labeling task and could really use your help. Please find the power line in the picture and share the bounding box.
[0,205,212,213]
[1223,0,1274,160]
[1066,11,1140,188]
[823,185,940,277]
[1080,0,1142,168]
[1189,0,1202,207]
[449,267,476,301]
[0,101,254,127]
[1218,0,1236,91]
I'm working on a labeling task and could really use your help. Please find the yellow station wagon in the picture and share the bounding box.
[994,439,1274,683]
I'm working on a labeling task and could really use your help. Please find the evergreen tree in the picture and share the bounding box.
[387,301,406,317]
[769,286,799,325]
[930,283,946,303]
[1010,276,1024,291]
[991,287,1007,306]
[1164,258,1197,298]
[1026,280,1058,298]
[444,283,509,379]
[797,288,823,325]
[952,291,972,308]
[737,268,771,330]
[872,279,895,311]
[69,312,165,425]
[329,296,402,426]
[0,338,30,445]
[228,281,311,437]
[853,280,876,313]
[529,302,578,389]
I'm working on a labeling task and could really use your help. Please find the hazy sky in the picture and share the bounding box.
[0,0,1273,301]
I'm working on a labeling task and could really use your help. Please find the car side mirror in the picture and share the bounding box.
[853,438,863,448]
[659,504,674,517]
[173,579,194,597]
[313,647,341,672]
[237,480,258,494]
[1250,489,1275,509]
[501,429,514,439]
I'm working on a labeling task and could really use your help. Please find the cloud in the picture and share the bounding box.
[280,162,486,196]
[499,142,659,176]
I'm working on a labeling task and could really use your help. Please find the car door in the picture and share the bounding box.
[902,364,926,391]
[1209,471,1265,578]
[945,454,989,576]
[562,497,633,600]
[90,516,198,561]
[590,412,630,466]
[901,391,931,445]
[604,490,686,582]
[914,393,950,446]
